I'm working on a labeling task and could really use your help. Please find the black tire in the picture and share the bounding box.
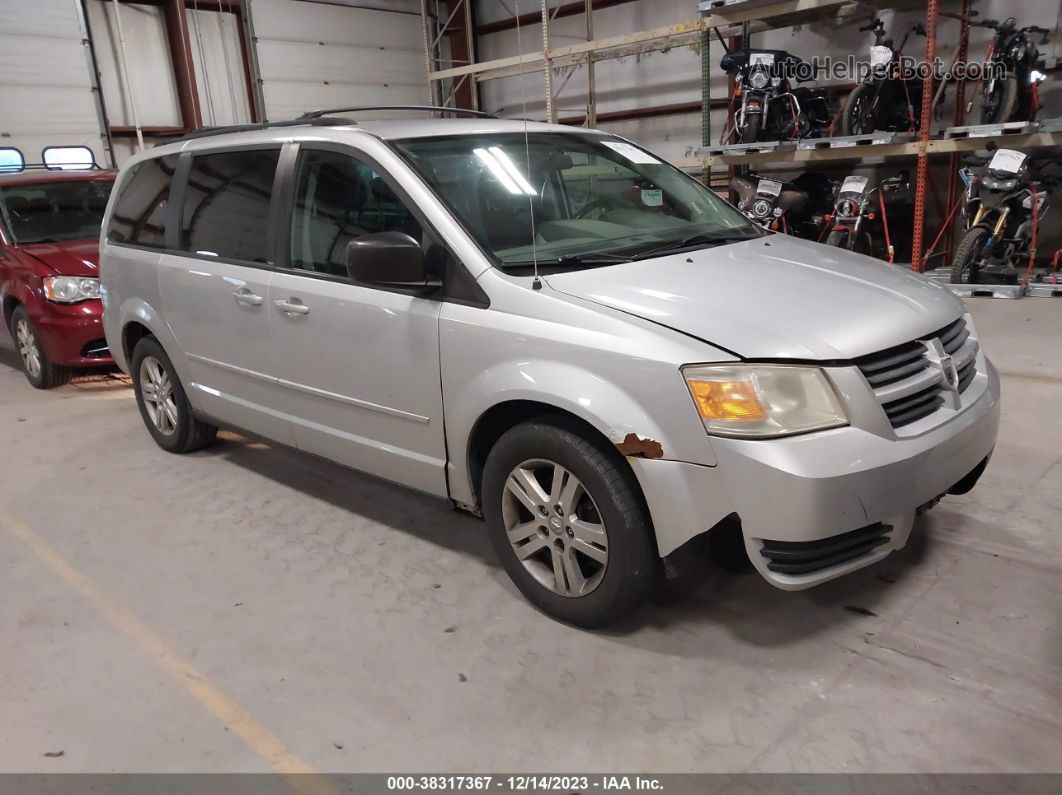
[840,84,875,136]
[741,113,763,144]
[980,75,1018,125]
[10,306,73,389]
[481,417,656,628]
[130,335,217,453]
[950,226,990,284]
[825,228,849,249]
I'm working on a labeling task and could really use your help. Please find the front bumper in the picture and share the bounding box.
[30,299,113,367]
[630,356,1001,590]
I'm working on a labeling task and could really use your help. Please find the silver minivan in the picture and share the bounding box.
[100,111,1000,626]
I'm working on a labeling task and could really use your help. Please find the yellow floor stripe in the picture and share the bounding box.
[1,506,337,795]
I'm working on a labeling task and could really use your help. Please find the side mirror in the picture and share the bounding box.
[345,231,438,291]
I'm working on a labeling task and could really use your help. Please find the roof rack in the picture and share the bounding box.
[166,116,353,144]
[297,105,495,120]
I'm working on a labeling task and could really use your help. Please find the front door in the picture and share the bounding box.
[267,145,447,496]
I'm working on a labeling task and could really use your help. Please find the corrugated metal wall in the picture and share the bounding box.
[248,0,427,120]
[0,0,107,167]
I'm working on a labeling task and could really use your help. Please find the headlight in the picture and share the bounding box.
[683,364,848,438]
[42,276,100,303]
[749,71,770,89]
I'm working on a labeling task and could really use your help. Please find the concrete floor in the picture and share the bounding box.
[1,298,1060,775]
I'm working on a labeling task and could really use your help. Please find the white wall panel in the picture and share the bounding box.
[86,0,182,127]
[0,0,105,166]
[188,8,253,127]
[248,0,427,120]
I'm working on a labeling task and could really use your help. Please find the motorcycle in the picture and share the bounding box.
[950,147,1055,283]
[973,16,1051,125]
[720,49,832,143]
[840,18,929,136]
[823,171,912,261]
[729,174,809,232]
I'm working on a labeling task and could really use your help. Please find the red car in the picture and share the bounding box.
[0,162,116,388]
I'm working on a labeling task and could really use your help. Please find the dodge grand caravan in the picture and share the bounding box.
[100,111,1000,626]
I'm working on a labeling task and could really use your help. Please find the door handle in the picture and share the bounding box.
[274,298,310,315]
[232,288,264,307]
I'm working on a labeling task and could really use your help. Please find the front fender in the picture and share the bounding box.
[445,357,717,507]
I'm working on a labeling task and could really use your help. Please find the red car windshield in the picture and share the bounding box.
[0,179,113,245]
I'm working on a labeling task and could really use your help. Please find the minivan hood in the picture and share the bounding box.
[19,239,100,278]
[544,235,964,360]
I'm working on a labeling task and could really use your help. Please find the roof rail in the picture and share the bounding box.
[297,105,494,120]
[165,116,354,145]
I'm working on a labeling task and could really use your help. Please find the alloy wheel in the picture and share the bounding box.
[139,355,178,436]
[501,459,609,597]
[15,318,41,380]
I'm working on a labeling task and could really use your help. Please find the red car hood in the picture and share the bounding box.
[19,239,101,277]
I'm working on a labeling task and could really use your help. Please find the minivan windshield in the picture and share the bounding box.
[0,178,113,245]
[394,133,759,268]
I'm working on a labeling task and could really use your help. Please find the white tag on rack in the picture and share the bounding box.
[601,141,661,164]
[841,175,870,194]
[870,46,893,67]
[988,149,1026,174]
[757,178,782,197]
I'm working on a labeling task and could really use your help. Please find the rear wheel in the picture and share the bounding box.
[130,336,217,453]
[980,75,1018,125]
[482,418,656,627]
[11,306,72,389]
[950,226,990,284]
[840,84,875,136]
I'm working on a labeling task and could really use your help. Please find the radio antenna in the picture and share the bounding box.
[513,0,542,289]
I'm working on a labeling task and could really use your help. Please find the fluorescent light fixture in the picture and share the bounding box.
[474,147,535,195]
[489,147,536,194]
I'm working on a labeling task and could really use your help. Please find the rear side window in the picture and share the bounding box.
[179,149,279,263]
[107,155,179,248]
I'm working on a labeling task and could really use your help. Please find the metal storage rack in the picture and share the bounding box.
[420,0,1062,278]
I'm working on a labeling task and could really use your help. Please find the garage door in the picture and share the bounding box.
[0,0,107,168]
[247,0,428,121]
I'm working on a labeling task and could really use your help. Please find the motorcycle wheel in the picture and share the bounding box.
[741,114,762,144]
[950,226,990,284]
[840,84,875,136]
[980,75,1018,125]
[825,228,849,248]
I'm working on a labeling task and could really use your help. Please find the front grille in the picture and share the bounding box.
[854,318,978,429]
[81,339,110,358]
[759,523,891,575]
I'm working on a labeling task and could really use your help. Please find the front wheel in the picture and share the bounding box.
[130,336,217,453]
[741,113,763,144]
[950,226,991,284]
[980,75,1018,125]
[840,84,875,136]
[11,306,72,389]
[825,228,849,248]
[481,418,656,627]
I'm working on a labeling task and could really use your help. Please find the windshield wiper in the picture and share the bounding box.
[632,230,761,259]
[503,251,633,269]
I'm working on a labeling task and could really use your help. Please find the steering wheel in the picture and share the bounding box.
[573,198,617,219]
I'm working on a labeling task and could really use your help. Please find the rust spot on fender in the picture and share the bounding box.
[616,433,664,459]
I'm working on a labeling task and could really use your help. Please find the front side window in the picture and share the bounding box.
[180,149,279,263]
[108,155,179,249]
[289,149,422,278]
[394,132,758,268]
[0,178,113,245]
